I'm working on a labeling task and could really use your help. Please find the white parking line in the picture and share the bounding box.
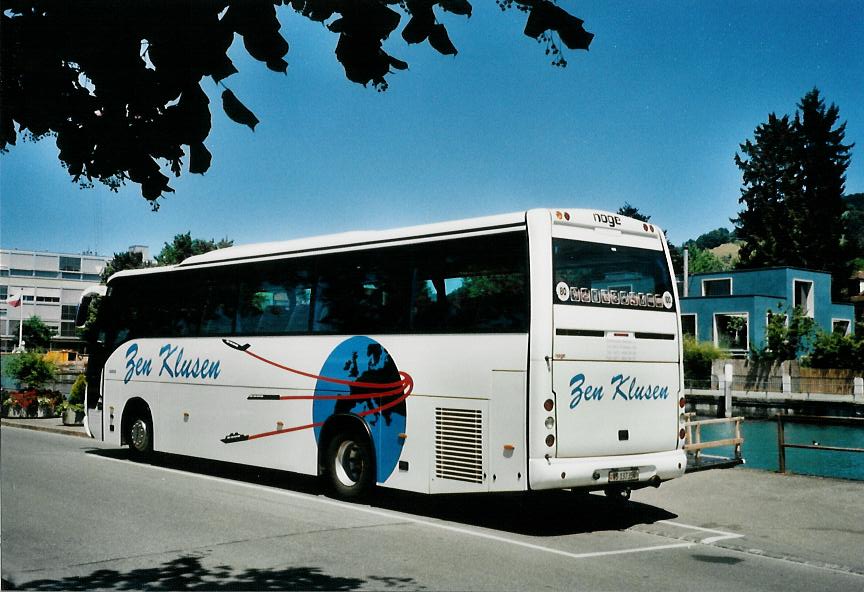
[659,520,746,544]
[90,454,708,561]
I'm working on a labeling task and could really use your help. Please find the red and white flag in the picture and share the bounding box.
[4,294,22,308]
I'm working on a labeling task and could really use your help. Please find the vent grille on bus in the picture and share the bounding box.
[435,407,484,484]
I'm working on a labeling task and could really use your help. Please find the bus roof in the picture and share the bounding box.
[108,208,663,281]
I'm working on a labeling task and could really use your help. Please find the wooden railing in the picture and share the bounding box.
[684,413,744,464]
[775,414,864,474]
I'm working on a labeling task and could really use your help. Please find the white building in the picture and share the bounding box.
[0,249,111,352]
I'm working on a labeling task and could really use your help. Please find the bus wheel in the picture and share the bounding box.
[126,409,153,461]
[325,431,375,500]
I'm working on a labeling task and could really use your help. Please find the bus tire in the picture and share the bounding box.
[325,430,375,500]
[126,406,153,462]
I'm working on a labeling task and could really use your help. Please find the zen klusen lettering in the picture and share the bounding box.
[124,343,221,384]
[570,372,669,409]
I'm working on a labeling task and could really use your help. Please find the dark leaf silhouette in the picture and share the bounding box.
[402,9,435,44]
[189,142,212,175]
[0,1,592,206]
[428,24,458,56]
[222,89,260,131]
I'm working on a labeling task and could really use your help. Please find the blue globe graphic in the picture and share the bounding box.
[312,336,407,483]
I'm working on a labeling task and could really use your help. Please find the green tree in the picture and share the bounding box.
[842,193,864,270]
[0,1,593,207]
[100,250,148,283]
[752,305,816,362]
[804,328,864,372]
[617,202,649,222]
[3,352,56,389]
[683,244,730,274]
[732,113,800,268]
[793,89,854,294]
[693,227,736,250]
[22,316,55,352]
[733,89,853,296]
[154,232,234,265]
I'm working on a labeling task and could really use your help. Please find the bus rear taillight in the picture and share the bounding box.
[679,397,686,408]
[679,428,686,440]
[543,399,554,412]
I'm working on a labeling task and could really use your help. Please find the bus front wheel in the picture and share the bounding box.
[325,431,375,500]
[126,408,153,461]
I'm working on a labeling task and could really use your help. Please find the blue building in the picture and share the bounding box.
[679,267,855,355]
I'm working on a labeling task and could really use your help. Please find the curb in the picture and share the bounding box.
[0,421,90,439]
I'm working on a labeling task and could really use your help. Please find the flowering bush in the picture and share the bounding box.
[8,389,38,415]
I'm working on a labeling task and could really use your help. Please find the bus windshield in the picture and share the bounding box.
[552,238,675,311]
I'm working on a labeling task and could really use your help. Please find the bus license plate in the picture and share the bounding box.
[608,468,639,483]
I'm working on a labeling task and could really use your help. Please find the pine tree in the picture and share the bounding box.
[793,89,854,295]
[733,113,801,268]
[733,89,853,296]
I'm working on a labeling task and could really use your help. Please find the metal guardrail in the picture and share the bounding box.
[775,414,864,474]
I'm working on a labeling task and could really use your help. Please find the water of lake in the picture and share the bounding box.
[697,419,864,481]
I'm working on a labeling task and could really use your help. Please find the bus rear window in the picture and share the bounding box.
[552,239,675,311]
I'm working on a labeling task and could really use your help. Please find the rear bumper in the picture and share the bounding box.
[529,449,686,491]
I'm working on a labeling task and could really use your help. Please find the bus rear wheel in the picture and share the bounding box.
[325,431,375,500]
[126,408,153,462]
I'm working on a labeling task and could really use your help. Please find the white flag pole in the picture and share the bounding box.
[19,297,24,350]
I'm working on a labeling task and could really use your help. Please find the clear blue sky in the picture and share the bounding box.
[1,1,862,256]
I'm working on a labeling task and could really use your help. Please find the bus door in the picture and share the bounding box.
[76,287,107,440]
[550,234,680,458]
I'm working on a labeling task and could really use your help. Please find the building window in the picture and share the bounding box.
[60,322,79,337]
[36,296,61,303]
[702,278,732,297]
[793,280,814,317]
[832,319,851,336]
[61,305,78,321]
[59,256,82,272]
[34,270,60,278]
[715,313,748,352]
[681,314,697,338]
[10,269,34,277]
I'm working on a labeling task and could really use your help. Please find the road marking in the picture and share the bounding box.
[89,453,696,561]
[658,520,745,544]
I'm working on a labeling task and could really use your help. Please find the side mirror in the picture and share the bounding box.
[75,295,93,328]
[75,285,107,328]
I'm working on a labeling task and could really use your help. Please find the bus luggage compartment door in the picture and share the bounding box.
[551,314,680,458]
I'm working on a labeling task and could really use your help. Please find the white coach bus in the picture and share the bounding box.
[77,208,687,499]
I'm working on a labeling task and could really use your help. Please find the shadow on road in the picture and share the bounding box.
[3,554,420,591]
[84,448,678,537]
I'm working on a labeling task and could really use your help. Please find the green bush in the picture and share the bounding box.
[3,352,56,390]
[68,373,86,406]
[803,330,864,371]
[683,336,722,380]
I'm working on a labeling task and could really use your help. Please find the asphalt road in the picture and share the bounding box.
[2,426,862,591]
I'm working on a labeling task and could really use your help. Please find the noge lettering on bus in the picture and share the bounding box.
[124,343,221,384]
[569,372,670,409]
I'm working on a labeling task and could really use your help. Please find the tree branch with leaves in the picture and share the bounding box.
[1,0,592,208]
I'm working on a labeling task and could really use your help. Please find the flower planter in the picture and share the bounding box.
[6,407,29,419]
[37,405,56,418]
[62,408,85,426]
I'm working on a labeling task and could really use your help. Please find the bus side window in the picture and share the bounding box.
[410,233,528,333]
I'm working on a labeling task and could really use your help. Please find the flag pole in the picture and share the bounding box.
[18,296,24,350]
